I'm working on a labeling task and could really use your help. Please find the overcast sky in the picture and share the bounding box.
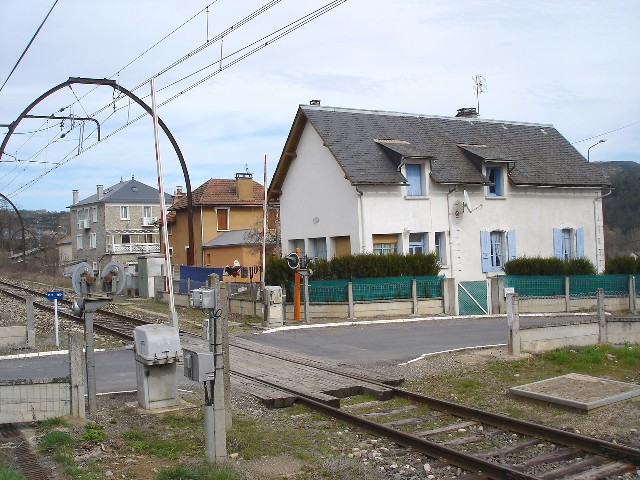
[1,0,638,213]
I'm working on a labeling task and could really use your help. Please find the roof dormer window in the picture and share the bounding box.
[486,165,504,197]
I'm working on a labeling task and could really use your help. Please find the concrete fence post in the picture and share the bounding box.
[347,282,355,319]
[597,288,607,344]
[25,296,35,348]
[629,276,637,314]
[507,293,521,356]
[564,277,570,312]
[442,278,457,315]
[411,279,418,315]
[68,333,86,419]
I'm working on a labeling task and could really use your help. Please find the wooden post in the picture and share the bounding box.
[597,288,607,344]
[507,293,520,356]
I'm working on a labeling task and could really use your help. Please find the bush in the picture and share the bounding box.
[265,252,440,285]
[504,256,596,275]
[605,255,640,274]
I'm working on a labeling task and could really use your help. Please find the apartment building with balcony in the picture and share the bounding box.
[68,177,171,271]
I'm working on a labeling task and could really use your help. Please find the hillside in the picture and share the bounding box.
[592,160,640,256]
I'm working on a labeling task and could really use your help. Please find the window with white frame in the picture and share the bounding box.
[553,228,584,260]
[481,230,516,272]
[485,165,504,196]
[76,234,83,250]
[372,234,398,255]
[434,232,446,264]
[120,206,130,220]
[409,232,426,254]
[89,232,97,249]
[92,206,98,222]
[311,237,327,260]
[143,206,152,218]
[290,239,305,257]
[405,163,425,196]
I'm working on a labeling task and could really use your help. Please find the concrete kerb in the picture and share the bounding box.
[255,312,599,335]
[0,348,106,361]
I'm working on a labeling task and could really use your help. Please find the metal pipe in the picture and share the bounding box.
[24,114,101,141]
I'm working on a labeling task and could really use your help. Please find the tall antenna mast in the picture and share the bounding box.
[472,74,487,115]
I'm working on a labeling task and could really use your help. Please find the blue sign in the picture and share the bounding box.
[47,291,64,301]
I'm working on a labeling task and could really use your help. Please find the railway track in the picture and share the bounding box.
[230,343,640,479]
[2,277,639,478]
[0,278,157,338]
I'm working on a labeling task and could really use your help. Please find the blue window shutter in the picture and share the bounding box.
[576,228,585,258]
[494,167,503,196]
[480,230,491,273]
[507,229,516,261]
[553,228,563,259]
[405,164,422,196]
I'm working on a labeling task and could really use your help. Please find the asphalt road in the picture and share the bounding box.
[240,316,508,365]
[3,314,587,392]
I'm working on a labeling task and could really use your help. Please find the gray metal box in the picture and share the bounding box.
[189,288,217,309]
[133,324,182,365]
[183,348,214,382]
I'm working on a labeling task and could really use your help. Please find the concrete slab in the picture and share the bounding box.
[510,373,640,411]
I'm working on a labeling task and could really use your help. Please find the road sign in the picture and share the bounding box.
[47,290,64,301]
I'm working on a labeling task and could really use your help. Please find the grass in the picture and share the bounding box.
[155,464,240,480]
[0,456,23,480]
[122,427,185,459]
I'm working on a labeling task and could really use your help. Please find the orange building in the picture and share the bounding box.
[166,172,277,281]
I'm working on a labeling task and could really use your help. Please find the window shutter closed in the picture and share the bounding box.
[405,164,422,196]
[576,228,585,258]
[480,230,491,273]
[507,229,516,261]
[553,228,563,259]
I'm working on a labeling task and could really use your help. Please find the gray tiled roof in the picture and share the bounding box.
[203,229,275,248]
[73,178,171,206]
[301,105,609,187]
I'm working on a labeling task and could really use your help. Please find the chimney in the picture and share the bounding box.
[310,99,321,106]
[455,107,478,118]
[72,190,79,205]
[235,172,253,200]
[97,185,104,200]
[175,186,183,196]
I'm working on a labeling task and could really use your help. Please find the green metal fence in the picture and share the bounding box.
[502,275,633,298]
[298,276,443,303]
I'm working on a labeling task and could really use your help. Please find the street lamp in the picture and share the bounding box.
[587,139,606,162]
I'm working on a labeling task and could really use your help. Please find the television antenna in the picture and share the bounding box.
[472,74,487,115]
[463,190,481,213]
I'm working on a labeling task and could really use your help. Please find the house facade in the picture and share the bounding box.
[269,104,610,282]
[167,173,277,277]
[68,177,171,271]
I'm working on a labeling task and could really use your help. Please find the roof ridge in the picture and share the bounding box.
[300,104,553,128]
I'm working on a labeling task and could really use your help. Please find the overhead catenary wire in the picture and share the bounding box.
[0,0,59,93]
[2,1,347,199]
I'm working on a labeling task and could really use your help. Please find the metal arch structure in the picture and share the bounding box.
[0,76,195,265]
[0,192,26,268]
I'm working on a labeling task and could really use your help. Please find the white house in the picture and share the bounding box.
[268,104,610,283]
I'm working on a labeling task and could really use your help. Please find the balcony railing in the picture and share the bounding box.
[106,243,160,254]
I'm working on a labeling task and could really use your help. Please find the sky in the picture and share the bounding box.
[0,0,638,213]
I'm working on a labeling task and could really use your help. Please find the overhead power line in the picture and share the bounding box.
[0,0,59,93]
[1,0,347,199]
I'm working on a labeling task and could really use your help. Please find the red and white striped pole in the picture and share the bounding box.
[150,78,178,329]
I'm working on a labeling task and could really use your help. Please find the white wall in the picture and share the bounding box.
[279,124,361,257]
